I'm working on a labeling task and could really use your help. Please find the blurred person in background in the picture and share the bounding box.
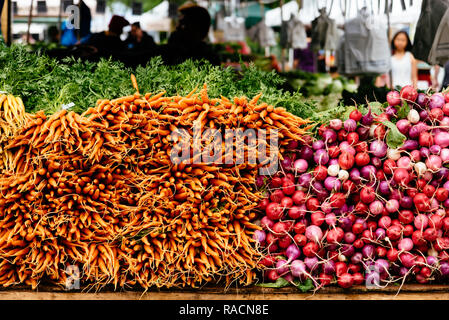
[293,28,316,73]
[60,1,91,46]
[432,62,449,91]
[121,22,158,68]
[161,4,219,65]
[316,50,327,73]
[390,31,418,89]
[269,54,281,72]
[83,15,129,58]
[125,22,156,52]
[47,26,60,44]
[442,61,449,90]
[60,20,77,47]
[78,1,92,42]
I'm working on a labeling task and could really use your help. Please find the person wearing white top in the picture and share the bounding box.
[391,31,418,88]
[390,31,418,89]
[375,31,418,89]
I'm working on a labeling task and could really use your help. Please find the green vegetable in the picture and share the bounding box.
[397,101,410,121]
[327,79,343,94]
[310,103,350,124]
[279,71,357,112]
[367,102,384,117]
[338,102,383,122]
[384,120,407,149]
[316,75,333,92]
[292,278,315,293]
[341,105,358,121]
[0,44,314,119]
[256,277,290,288]
[344,81,358,93]
[0,44,134,114]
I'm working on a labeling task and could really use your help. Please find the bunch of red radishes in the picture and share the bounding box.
[255,86,449,289]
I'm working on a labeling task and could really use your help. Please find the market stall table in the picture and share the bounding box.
[0,284,448,300]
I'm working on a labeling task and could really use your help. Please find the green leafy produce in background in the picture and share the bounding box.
[0,44,315,119]
[0,44,135,115]
[279,70,358,113]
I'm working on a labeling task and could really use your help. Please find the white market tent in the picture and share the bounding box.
[89,2,137,34]
[87,1,169,42]
[139,1,172,32]
[12,23,47,42]
[265,1,299,27]
[265,0,423,27]
[264,0,426,76]
[11,0,171,44]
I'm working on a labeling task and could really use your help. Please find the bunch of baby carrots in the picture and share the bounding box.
[0,93,32,173]
[0,81,311,290]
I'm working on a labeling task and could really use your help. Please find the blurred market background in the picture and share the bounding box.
[0,0,444,112]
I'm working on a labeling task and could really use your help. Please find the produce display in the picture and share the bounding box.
[0,80,310,289]
[0,44,313,119]
[282,71,357,97]
[256,86,449,290]
[280,71,358,112]
[0,93,31,173]
[2,43,449,293]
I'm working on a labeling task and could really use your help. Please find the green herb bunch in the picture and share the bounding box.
[0,44,315,119]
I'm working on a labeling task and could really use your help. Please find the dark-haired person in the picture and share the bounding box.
[83,15,130,58]
[162,5,219,65]
[126,22,156,52]
[47,25,60,44]
[432,61,449,91]
[121,22,158,68]
[390,30,418,89]
[293,27,316,73]
[442,61,449,90]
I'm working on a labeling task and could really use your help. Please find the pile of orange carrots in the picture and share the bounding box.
[0,93,31,173]
[0,82,311,290]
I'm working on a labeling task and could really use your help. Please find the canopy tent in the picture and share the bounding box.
[240,1,269,28]
[265,0,423,27]
[209,1,269,29]
[89,0,171,34]
[106,0,177,13]
[11,23,47,42]
[264,0,298,27]
[89,1,130,33]
[7,0,426,45]
[139,0,171,31]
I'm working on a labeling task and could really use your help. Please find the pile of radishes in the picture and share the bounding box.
[255,86,449,289]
